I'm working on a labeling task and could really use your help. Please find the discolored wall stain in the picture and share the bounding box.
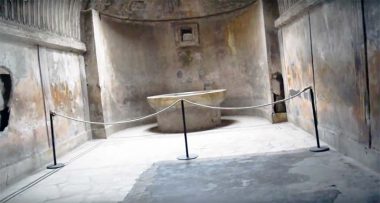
[310,0,368,144]
[176,70,183,78]
[51,84,75,106]
[281,16,314,133]
[0,0,90,191]
[43,49,88,140]
[0,41,53,190]
[364,0,380,151]
[178,49,194,66]
[279,0,380,172]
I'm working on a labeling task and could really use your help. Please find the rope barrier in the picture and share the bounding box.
[182,86,311,110]
[53,99,182,125]
[45,85,328,170]
[52,87,311,125]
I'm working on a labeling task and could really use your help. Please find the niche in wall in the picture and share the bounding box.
[0,67,12,131]
[174,23,199,47]
[271,72,286,113]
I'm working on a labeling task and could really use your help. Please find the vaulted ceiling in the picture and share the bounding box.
[88,0,257,21]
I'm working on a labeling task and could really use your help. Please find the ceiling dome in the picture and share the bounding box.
[90,0,256,21]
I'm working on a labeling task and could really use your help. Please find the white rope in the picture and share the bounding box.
[182,86,311,110]
[52,87,312,125]
[53,99,182,126]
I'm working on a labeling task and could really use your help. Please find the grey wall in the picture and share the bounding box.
[88,1,274,135]
[365,0,380,153]
[0,39,47,191]
[0,38,90,191]
[277,0,380,172]
[0,0,90,191]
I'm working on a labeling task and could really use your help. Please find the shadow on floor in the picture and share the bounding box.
[122,149,380,203]
[146,119,239,134]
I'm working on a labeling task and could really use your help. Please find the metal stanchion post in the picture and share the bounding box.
[47,111,65,169]
[309,88,329,152]
[177,100,198,160]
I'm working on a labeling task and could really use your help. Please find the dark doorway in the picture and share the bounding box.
[0,73,12,131]
[271,72,286,113]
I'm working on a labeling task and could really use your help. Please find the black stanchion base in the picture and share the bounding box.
[177,154,198,160]
[309,146,330,152]
[47,163,65,169]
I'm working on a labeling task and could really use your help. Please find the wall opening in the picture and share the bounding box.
[174,23,199,47]
[0,68,12,132]
[181,28,193,41]
[271,72,286,113]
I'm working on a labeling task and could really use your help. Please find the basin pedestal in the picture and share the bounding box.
[147,89,226,133]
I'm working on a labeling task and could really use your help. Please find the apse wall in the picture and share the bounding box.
[91,1,273,135]
[277,0,380,172]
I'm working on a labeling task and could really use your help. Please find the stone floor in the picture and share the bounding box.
[0,116,379,203]
[123,151,380,203]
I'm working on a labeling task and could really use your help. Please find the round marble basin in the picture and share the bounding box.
[147,89,226,132]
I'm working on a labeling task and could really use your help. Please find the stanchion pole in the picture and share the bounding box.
[177,100,198,160]
[309,88,329,152]
[47,111,65,169]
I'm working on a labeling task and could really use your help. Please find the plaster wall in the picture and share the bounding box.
[0,0,90,191]
[365,0,380,153]
[90,2,273,135]
[0,39,47,191]
[81,11,107,139]
[278,0,380,172]
[0,38,90,191]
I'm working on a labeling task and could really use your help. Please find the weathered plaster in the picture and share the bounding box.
[281,16,314,133]
[364,0,380,151]
[278,0,380,172]
[0,0,91,192]
[0,24,90,192]
[310,0,368,144]
[0,39,47,191]
[87,2,274,136]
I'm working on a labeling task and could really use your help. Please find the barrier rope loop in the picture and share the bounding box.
[52,86,312,125]
[53,99,182,125]
[182,86,311,110]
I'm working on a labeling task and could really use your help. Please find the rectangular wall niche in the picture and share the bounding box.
[174,23,199,47]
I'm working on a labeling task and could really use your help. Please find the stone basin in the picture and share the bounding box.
[147,89,226,133]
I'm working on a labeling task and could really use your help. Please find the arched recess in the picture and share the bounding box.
[0,66,13,131]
